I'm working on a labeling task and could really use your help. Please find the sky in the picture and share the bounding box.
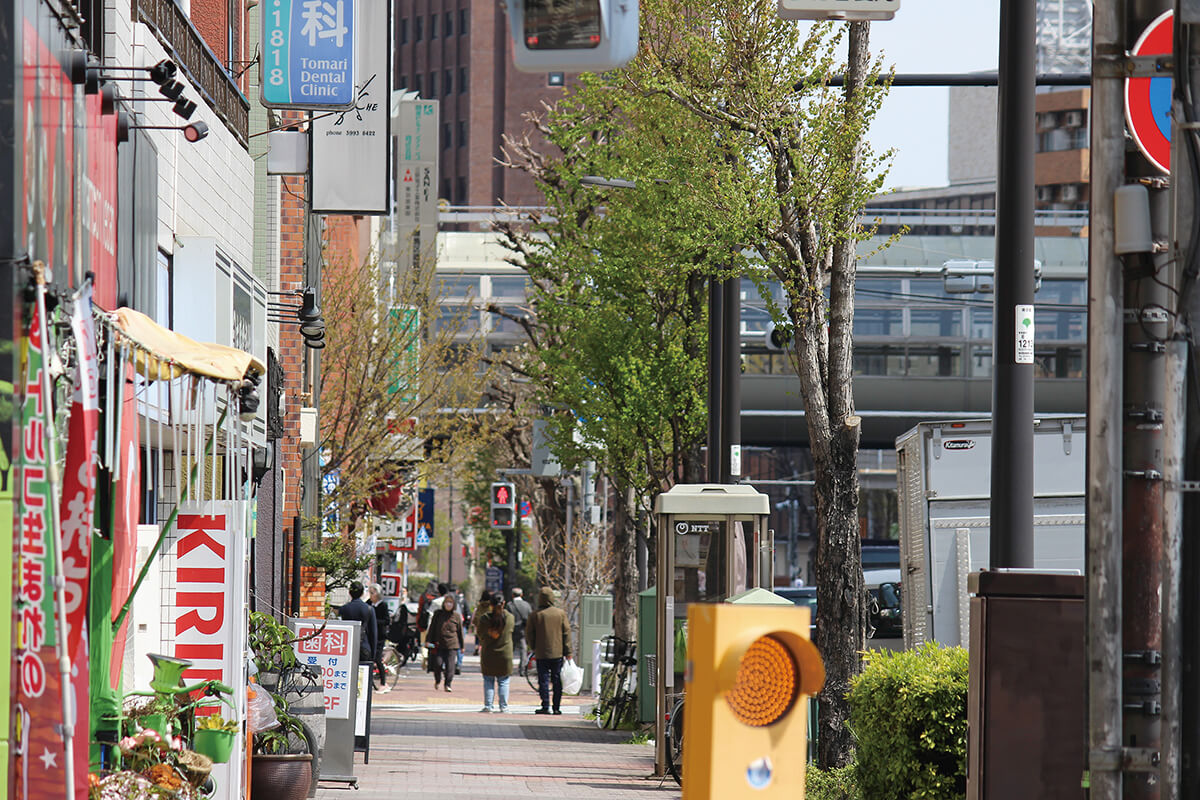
[865,1,1002,189]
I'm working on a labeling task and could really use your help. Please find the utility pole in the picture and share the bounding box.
[989,0,1036,568]
[721,276,741,483]
[707,278,724,483]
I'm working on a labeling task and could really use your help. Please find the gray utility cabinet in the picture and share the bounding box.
[895,416,1085,648]
[578,594,612,690]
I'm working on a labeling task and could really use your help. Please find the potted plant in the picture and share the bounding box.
[193,714,239,764]
[250,692,314,800]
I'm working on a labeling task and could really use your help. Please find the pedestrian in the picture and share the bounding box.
[526,587,572,715]
[475,591,514,713]
[425,594,463,692]
[509,587,532,676]
[416,582,438,636]
[338,581,378,679]
[368,583,391,693]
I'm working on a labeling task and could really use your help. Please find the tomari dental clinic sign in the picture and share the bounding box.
[262,0,356,109]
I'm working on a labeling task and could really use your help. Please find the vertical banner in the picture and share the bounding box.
[311,0,391,213]
[109,364,140,688]
[59,285,99,796]
[172,502,248,799]
[393,98,438,275]
[13,299,65,800]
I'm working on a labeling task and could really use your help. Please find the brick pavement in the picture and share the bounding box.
[315,651,680,799]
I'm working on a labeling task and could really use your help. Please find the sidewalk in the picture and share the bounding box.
[315,651,681,799]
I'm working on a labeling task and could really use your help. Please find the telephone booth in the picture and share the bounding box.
[652,484,772,774]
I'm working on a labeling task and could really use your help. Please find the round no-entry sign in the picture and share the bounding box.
[1125,10,1174,173]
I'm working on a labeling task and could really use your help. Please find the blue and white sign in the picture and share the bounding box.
[262,0,356,109]
[415,524,431,547]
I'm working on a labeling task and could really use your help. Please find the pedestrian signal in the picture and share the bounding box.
[490,482,516,530]
[681,603,824,799]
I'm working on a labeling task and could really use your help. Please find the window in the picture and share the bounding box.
[854,309,903,337]
[400,18,408,44]
[459,8,468,33]
[445,69,452,95]
[414,74,422,95]
[456,176,467,204]
[399,74,408,91]
[491,276,530,299]
[430,14,438,38]
[907,345,962,378]
[853,346,906,377]
[444,11,453,36]
[440,275,480,298]
[443,123,452,150]
[457,121,466,147]
[428,72,437,97]
[459,67,468,93]
[415,16,423,41]
[909,309,962,338]
[441,178,451,200]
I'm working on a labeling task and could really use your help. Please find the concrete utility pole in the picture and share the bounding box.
[1086,0,1127,796]
[990,0,1036,567]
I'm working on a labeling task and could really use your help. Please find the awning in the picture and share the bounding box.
[110,307,266,382]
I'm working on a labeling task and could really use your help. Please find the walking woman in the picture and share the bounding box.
[476,591,514,712]
[426,594,463,692]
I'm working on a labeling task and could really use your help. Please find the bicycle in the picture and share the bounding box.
[380,623,421,688]
[524,651,540,693]
[593,635,638,730]
[664,693,685,785]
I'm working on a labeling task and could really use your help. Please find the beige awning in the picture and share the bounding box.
[111,307,266,382]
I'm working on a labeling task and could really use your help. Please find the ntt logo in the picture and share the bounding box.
[944,440,976,451]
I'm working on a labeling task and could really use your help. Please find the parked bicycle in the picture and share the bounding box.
[524,652,540,693]
[593,635,638,730]
[664,693,685,785]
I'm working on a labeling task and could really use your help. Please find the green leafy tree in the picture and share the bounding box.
[503,2,892,767]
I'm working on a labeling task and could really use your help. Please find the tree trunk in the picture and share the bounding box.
[610,486,639,641]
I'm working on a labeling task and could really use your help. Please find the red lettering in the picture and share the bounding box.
[176,643,225,661]
[178,567,225,584]
[176,528,226,560]
[175,592,225,635]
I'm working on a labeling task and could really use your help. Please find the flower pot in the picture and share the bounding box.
[193,728,236,763]
[251,753,313,800]
[142,713,169,737]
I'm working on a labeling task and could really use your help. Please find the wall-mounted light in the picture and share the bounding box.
[237,371,263,422]
[268,287,327,350]
[129,121,209,142]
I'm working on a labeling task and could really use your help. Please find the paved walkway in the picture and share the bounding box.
[316,648,680,799]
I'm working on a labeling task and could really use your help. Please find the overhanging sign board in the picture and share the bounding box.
[777,0,898,20]
[262,0,357,109]
[392,99,439,275]
[312,0,391,213]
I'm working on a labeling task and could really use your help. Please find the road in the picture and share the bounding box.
[315,652,680,799]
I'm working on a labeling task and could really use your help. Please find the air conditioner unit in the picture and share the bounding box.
[1036,185,1055,203]
[1036,112,1056,132]
[1060,184,1081,202]
[1064,110,1085,128]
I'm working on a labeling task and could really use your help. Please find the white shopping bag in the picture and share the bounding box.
[561,658,584,695]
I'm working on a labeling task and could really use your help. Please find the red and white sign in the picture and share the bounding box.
[380,572,402,597]
[293,620,357,719]
[1125,10,1173,173]
[109,363,141,688]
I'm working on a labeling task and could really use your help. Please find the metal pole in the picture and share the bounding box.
[291,515,302,616]
[721,275,741,483]
[707,276,724,483]
[1121,178,1169,800]
[989,0,1036,568]
[1087,0,1127,792]
[1162,340,1186,798]
[565,479,574,587]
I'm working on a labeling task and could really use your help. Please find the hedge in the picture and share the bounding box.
[847,642,969,800]
[807,764,862,800]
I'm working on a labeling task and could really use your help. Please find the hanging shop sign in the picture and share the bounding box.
[292,619,358,718]
[312,0,390,213]
[262,0,357,109]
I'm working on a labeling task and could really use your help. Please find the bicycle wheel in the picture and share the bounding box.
[665,698,684,785]
[525,654,540,694]
[298,718,320,793]
[382,647,403,688]
[594,666,619,728]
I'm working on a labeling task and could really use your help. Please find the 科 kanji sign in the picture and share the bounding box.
[1125,10,1173,173]
[262,0,356,109]
[293,620,358,718]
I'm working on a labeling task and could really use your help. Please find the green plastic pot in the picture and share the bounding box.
[141,713,168,737]
[193,728,237,763]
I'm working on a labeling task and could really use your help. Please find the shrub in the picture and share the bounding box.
[807,764,862,800]
[848,642,968,800]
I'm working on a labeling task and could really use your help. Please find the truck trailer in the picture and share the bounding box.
[895,416,1086,649]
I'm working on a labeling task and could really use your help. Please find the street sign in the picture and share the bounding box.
[485,566,504,594]
[415,524,431,547]
[778,0,898,21]
[1125,10,1173,174]
[262,0,357,109]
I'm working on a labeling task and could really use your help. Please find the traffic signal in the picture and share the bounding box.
[490,482,516,529]
[681,603,824,799]
[507,0,639,73]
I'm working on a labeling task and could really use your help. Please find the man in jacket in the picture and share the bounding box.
[368,583,392,692]
[509,587,532,676]
[339,581,378,672]
[526,587,572,715]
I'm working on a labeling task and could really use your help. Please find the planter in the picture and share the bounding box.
[251,753,313,800]
[141,713,169,737]
[193,728,236,763]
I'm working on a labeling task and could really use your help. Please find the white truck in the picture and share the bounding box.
[895,416,1085,649]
